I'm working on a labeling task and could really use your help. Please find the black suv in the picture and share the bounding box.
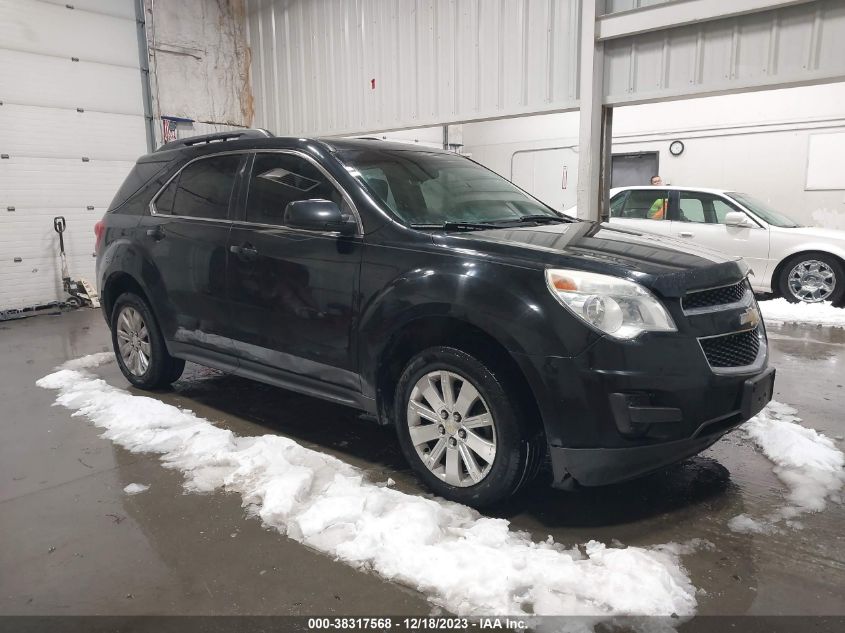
[96,130,775,506]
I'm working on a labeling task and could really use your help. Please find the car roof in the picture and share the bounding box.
[611,185,736,196]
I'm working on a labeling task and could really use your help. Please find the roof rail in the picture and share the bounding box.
[155,128,273,153]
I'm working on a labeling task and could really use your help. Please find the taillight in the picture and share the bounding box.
[94,219,105,251]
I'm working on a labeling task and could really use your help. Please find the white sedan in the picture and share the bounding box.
[602,186,845,304]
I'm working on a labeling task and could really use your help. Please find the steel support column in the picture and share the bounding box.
[577,0,612,223]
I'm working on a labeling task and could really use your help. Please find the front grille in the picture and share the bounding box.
[700,327,761,368]
[683,280,749,311]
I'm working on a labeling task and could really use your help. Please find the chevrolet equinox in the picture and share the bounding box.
[95,131,775,506]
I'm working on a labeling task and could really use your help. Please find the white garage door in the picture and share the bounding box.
[0,0,148,312]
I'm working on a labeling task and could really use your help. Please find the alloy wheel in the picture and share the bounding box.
[116,306,151,376]
[406,370,497,487]
[788,259,836,302]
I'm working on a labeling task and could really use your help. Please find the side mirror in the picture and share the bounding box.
[284,200,356,235]
[724,211,752,227]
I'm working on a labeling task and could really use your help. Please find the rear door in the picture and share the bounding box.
[608,188,673,236]
[669,190,770,279]
[226,151,363,391]
[140,153,245,358]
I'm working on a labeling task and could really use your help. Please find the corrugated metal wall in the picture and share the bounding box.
[245,0,582,136]
[246,0,845,137]
[603,0,845,105]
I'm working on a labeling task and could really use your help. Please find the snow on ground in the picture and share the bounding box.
[123,483,150,495]
[729,401,845,533]
[759,298,845,328]
[38,355,698,619]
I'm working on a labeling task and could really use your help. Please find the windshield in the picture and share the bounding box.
[728,192,801,227]
[336,148,563,226]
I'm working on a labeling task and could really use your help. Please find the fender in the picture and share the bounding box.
[97,225,176,351]
[356,253,601,399]
[765,239,845,293]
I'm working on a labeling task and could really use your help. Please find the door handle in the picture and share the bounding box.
[146,225,165,241]
[678,231,694,238]
[229,243,259,260]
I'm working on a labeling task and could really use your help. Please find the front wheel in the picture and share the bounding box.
[111,293,184,389]
[394,346,541,507]
[778,253,844,304]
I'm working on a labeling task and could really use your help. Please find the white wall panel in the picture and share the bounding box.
[0,104,147,161]
[246,0,581,136]
[0,49,144,115]
[41,0,136,20]
[0,157,135,209]
[0,0,139,67]
[603,0,845,105]
[0,0,144,311]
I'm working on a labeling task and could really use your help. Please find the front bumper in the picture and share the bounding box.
[513,332,775,488]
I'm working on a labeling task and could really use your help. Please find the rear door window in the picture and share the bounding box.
[170,155,241,220]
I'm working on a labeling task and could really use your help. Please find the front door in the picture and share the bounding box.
[226,152,362,391]
[669,190,770,280]
[139,153,244,357]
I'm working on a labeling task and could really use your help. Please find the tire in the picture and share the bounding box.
[110,293,184,389]
[393,346,542,507]
[777,253,845,304]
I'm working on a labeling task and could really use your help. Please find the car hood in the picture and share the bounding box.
[770,225,845,242]
[436,221,748,298]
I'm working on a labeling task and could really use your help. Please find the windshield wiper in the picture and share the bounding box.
[514,214,571,224]
[411,221,497,231]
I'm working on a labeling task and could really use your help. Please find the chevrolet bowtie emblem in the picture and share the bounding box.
[740,306,761,329]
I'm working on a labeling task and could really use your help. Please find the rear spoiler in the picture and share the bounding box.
[155,129,273,153]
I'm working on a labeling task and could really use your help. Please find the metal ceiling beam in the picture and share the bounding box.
[597,0,817,41]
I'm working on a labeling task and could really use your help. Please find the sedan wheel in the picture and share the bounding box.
[406,370,497,488]
[116,305,151,376]
[787,259,836,303]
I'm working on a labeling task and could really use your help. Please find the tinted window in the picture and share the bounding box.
[621,189,669,220]
[246,153,343,226]
[171,155,241,220]
[154,177,178,214]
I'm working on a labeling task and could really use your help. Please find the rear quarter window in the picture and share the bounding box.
[108,158,171,213]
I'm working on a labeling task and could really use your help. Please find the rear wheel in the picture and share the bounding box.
[394,346,541,507]
[778,253,844,304]
[111,293,184,389]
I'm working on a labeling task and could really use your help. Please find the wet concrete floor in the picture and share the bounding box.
[1,309,843,620]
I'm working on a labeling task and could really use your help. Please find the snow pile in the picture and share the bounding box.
[729,401,844,533]
[37,358,698,618]
[58,352,115,371]
[123,483,150,495]
[759,298,845,328]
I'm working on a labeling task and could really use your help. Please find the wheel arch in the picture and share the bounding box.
[374,315,545,443]
[771,248,845,298]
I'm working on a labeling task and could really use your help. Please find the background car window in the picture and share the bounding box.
[609,192,627,217]
[677,192,741,224]
[713,198,738,224]
[678,196,706,223]
[153,176,178,214]
[171,155,240,220]
[246,153,343,226]
[621,189,669,220]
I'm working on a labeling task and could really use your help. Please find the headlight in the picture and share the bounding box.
[545,269,676,339]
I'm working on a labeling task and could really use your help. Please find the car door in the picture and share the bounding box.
[226,151,363,391]
[669,190,770,279]
[608,188,673,236]
[140,153,245,358]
